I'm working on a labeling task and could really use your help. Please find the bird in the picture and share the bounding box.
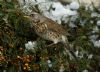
[24,12,78,61]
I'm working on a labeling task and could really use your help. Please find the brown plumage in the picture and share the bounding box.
[24,12,77,61]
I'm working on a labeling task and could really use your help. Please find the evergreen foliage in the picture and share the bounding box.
[0,0,100,72]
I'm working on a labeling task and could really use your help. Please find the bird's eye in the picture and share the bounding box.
[30,14,34,17]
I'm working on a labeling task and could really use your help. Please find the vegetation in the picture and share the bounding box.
[0,0,100,72]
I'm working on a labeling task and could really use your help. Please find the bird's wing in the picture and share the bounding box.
[45,18,68,36]
[34,13,68,36]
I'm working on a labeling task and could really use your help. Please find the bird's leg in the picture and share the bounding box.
[47,39,59,47]
[64,43,78,62]
[45,39,59,47]
[46,43,56,47]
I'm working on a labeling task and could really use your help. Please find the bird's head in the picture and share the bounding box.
[24,12,41,23]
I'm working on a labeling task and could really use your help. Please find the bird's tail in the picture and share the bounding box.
[63,41,78,62]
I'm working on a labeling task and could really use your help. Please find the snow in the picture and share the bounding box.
[69,1,79,10]
[74,50,83,59]
[92,26,99,33]
[90,35,100,48]
[88,54,93,59]
[82,69,88,72]
[35,0,46,3]
[74,50,79,57]
[69,22,77,28]
[91,12,98,17]
[97,20,100,26]
[47,60,52,68]
[97,14,100,17]
[49,2,77,24]
[25,41,37,50]
[47,60,51,64]
[93,40,100,48]
[51,2,68,17]
[18,0,78,24]
[38,2,52,11]
[89,35,98,41]
[48,63,52,68]
[59,65,65,72]
[22,5,32,13]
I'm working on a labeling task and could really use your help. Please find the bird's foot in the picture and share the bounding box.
[45,43,57,48]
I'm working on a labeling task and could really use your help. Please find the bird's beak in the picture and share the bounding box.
[23,16,30,19]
